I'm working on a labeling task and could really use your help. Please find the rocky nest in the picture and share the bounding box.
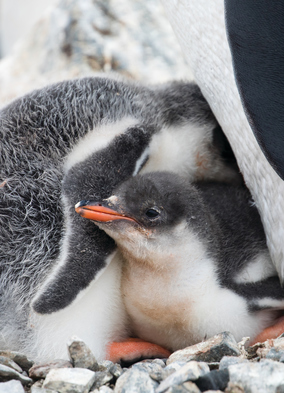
[0,332,283,393]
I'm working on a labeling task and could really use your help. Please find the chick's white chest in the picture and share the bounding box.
[119,231,261,351]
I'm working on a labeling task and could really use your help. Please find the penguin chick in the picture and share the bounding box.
[76,171,283,351]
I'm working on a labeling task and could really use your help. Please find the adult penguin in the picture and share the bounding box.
[0,75,239,361]
[161,0,284,284]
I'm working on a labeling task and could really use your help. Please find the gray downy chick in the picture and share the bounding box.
[76,171,283,351]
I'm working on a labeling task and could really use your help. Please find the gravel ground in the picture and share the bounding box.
[0,331,283,393]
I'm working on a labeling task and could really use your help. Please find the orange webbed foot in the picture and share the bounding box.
[106,338,171,364]
[249,316,284,345]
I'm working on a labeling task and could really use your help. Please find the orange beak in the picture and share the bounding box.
[75,201,137,223]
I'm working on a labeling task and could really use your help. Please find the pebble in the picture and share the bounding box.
[109,364,124,379]
[114,368,158,393]
[228,359,284,393]
[0,364,32,385]
[167,382,202,393]
[0,356,23,373]
[91,387,114,393]
[43,367,96,393]
[0,351,34,371]
[167,333,240,365]
[31,386,55,393]
[98,361,114,373]
[156,361,210,393]
[68,337,99,371]
[92,371,114,389]
[219,357,248,370]
[195,369,230,392]
[132,361,165,382]
[29,359,73,379]
[0,380,25,393]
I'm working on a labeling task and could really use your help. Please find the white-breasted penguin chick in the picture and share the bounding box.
[76,171,283,351]
[0,75,242,361]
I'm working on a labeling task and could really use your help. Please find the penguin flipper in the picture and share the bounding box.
[32,126,152,314]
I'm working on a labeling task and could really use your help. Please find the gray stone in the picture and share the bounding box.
[92,371,114,389]
[195,369,229,392]
[203,391,223,393]
[225,382,245,393]
[114,368,158,393]
[91,387,114,393]
[156,361,209,393]
[97,387,114,393]
[163,385,191,393]
[266,348,284,362]
[247,336,284,360]
[98,361,114,373]
[0,380,25,393]
[182,382,201,392]
[167,332,241,365]
[132,361,166,381]
[140,359,166,368]
[219,356,249,370]
[164,362,187,373]
[0,350,34,371]
[31,386,55,393]
[29,359,73,379]
[132,362,165,381]
[43,367,96,393]
[0,356,22,373]
[109,363,123,379]
[0,364,32,385]
[68,338,99,371]
[228,359,284,393]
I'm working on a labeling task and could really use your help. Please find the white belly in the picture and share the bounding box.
[121,255,267,351]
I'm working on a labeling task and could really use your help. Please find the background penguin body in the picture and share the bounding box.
[0,75,240,360]
[77,171,283,350]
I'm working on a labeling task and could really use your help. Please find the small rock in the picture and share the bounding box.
[182,381,201,392]
[167,332,240,365]
[0,364,32,385]
[195,369,230,392]
[97,387,114,393]
[164,385,191,393]
[68,338,99,371]
[0,351,34,371]
[141,359,166,368]
[114,368,158,393]
[31,386,55,393]
[225,382,245,393]
[164,362,187,373]
[98,361,114,373]
[247,336,284,360]
[156,361,209,393]
[228,359,284,393]
[265,348,284,362]
[43,367,96,393]
[109,363,124,379]
[0,356,23,373]
[29,359,73,379]
[0,380,25,393]
[219,356,249,370]
[132,362,165,382]
[91,387,114,393]
[203,391,224,393]
[92,371,114,389]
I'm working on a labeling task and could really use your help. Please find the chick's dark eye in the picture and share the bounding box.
[145,208,160,218]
